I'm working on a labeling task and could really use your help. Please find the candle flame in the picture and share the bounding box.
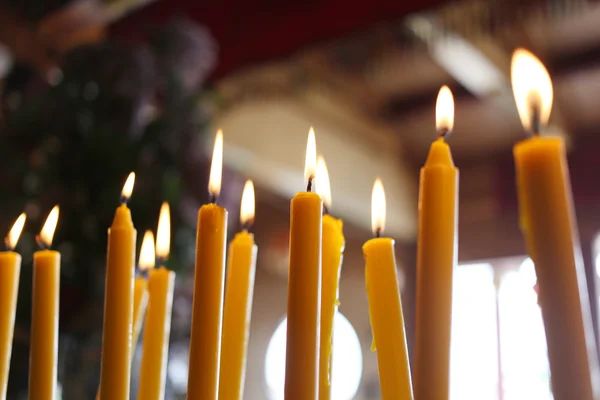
[371,179,386,235]
[240,180,255,226]
[511,48,553,132]
[39,206,59,248]
[122,172,136,201]
[6,213,26,250]
[208,129,224,198]
[304,128,317,189]
[316,156,332,210]
[156,202,170,260]
[139,230,156,271]
[436,85,454,133]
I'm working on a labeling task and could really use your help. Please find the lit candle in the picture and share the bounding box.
[138,203,175,400]
[219,180,258,400]
[511,48,600,399]
[29,206,60,400]
[134,231,153,351]
[363,180,413,400]
[414,86,458,400]
[99,172,137,400]
[187,130,228,400]
[0,213,25,400]
[284,128,322,400]
[316,156,345,400]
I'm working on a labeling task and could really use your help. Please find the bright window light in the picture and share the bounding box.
[265,312,362,400]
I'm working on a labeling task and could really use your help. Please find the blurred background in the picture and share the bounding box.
[1,0,600,398]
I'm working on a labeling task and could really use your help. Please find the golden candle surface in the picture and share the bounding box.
[364,238,412,400]
[514,136,600,399]
[138,266,175,400]
[0,251,21,400]
[414,137,458,400]
[187,203,228,400]
[318,214,344,400]
[29,250,60,400]
[132,276,149,354]
[218,230,257,400]
[285,191,322,400]
[99,203,136,400]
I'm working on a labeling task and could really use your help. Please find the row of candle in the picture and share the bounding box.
[0,46,596,400]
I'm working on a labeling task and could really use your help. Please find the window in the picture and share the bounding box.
[265,312,362,400]
[450,259,551,400]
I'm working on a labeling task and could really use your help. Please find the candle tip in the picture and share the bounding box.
[6,212,26,250]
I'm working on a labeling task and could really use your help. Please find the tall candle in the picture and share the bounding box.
[363,180,413,400]
[0,213,25,400]
[316,157,345,400]
[285,128,322,400]
[99,173,137,400]
[187,130,228,400]
[29,206,61,400]
[511,49,600,400]
[138,203,175,400]
[414,86,458,400]
[219,181,258,400]
[134,230,154,351]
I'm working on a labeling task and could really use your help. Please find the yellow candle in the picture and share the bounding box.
[285,128,322,400]
[138,203,175,400]
[134,230,155,352]
[187,130,228,400]
[414,86,458,400]
[511,49,600,399]
[363,180,413,400]
[316,157,345,400]
[29,206,61,400]
[99,173,137,400]
[0,214,25,400]
[219,181,258,400]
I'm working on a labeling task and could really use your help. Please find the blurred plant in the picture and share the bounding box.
[0,16,218,398]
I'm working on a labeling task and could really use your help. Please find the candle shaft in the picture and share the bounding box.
[514,136,600,399]
[187,203,227,400]
[218,231,257,400]
[29,250,60,400]
[414,138,458,400]
[0,252,20,400]
[285,192,322,400]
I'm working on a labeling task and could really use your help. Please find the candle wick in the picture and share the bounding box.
[209,193,218,205]
[3,237,11,252]
[529,103,541,137]
[35,235,48,251]
[241,220,253,232]
[306,176,314,193]
[375,228,382,238]
[323,205,330,216]
[437,127,452,140]
[119,195,129,205]
[137,267,150,279]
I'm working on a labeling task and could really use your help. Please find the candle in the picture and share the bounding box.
[219,180,258,400]
[363,180,413,400]
[0,213,25,400]
[511,49,600,399]
[414,86,458,400]
[187,130,228,400]
[99,172,137,400]
[29,206,60,400]
[316,157,345,400]
[138,203,175,400]
[284,128,322,400]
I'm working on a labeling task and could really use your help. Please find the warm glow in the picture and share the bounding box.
[240,180,256,226]
[122,172,136,201]
[6,213,26,250]
[436,85,455,133]
[371,179,386,235]
[208,129,224,197]
[156,202,170,260]
[316,156,332,210]
[511,48,553,132]
[40,206,59,248]
[304,127,317,187]
[139,230,156,271]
